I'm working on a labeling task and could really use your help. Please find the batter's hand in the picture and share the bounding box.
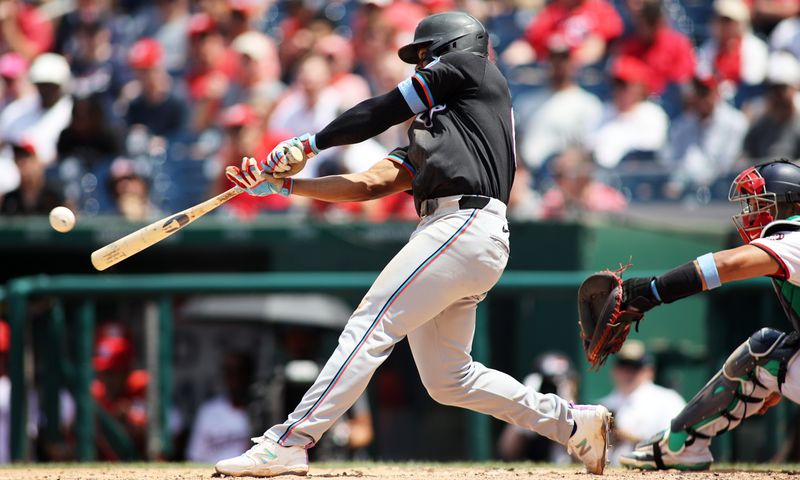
[226,157,292,196]
[263,133,318,178]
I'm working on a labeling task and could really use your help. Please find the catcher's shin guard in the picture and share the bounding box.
[668,328,800,453]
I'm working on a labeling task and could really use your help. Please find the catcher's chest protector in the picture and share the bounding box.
[762,217,800,332]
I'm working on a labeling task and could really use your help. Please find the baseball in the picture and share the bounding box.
[49,206,76,233]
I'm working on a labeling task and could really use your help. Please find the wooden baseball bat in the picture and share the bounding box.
[91,186,243,271]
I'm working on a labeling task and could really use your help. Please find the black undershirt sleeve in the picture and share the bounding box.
[314,89,414,150]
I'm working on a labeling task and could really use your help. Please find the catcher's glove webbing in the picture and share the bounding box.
[578,266,648,369]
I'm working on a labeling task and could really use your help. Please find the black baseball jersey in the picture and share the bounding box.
[396,51,516,210]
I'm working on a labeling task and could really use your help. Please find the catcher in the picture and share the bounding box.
[578,158,800,470]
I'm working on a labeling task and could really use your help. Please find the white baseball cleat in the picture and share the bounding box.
[215,436,309,477]
[567,404,612,475]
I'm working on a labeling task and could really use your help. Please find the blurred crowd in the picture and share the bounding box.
[0,0,800,223]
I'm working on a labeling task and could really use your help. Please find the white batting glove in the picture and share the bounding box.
[261,133,318,176]
[226,157,292,196]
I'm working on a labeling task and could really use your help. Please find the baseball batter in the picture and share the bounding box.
[217,12,611,477]
[597,159,800,470]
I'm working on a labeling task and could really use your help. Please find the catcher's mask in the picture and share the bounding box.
[730,159,800,243]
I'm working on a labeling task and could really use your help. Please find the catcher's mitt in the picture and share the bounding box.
[578,270,644,369]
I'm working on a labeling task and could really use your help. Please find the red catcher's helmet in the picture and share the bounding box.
[730,159,800,243]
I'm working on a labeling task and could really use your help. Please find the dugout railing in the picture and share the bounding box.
[2,272,777,463]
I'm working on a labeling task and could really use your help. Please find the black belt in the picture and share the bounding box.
[419,195,491,217]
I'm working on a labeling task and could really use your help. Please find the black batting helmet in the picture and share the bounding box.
[730,159,800,242]
[398,12,488,65]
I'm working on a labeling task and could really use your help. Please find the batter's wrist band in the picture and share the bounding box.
[299,133,319,156]
[654,260,704,303]
[282,178,293,196]
[309,134,318,154]
[696,253,722,290]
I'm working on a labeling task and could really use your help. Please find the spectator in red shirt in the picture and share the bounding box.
[525,0,623,66]
[540,146,627,219]
[90,329,149,460]
[0,0,53,61]
[697,0,768,96]
[216,103,291,218]
[185,13,237,132]
[617,0,695,94]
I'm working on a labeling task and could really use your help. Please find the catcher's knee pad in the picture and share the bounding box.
[668,328,800,450]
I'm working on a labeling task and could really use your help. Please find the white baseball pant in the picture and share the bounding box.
[263,195,575,447]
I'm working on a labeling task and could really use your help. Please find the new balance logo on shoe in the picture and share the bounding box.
[574,438,592,457]
[253,451,278,464]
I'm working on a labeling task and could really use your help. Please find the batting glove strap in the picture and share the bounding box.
[296,133,319,158]
[278,178,293,196]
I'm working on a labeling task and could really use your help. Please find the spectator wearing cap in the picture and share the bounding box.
[0,53,73,168]
[525,0,623,66]
[517,39,603,170]
[185,12,237,132]
[227,31,284,109]
[664,75,749,194]
[696,0,769,98]
[124,38,188,139]
[91,329,150,459]
[599,340,686,466]
[314,34,371,110]
[215,103,291,218]
[0,141,66,215]
[0,0,54,61]
[743,50,800,163]
[616,0,695,95]
[540,146,627,219]
[68,19,128,107]
[590,56,668,168]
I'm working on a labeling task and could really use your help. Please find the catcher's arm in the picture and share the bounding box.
[579,245,780,368]
[624,244,781,314]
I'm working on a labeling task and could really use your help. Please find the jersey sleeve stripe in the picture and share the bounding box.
[386,154,417,177]
[412,73,434,108]
[751,243,790,279]
[397,77,427,113]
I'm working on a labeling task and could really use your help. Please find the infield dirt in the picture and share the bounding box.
[1,465,798,480]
